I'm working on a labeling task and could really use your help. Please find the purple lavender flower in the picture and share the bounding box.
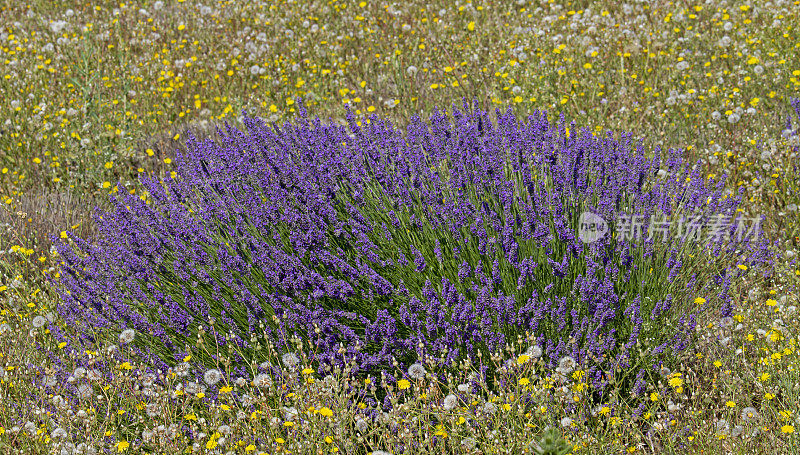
[49,104,774,403]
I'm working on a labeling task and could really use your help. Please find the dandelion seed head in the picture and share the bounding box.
[719,316,735,328]
[146,403,160,418]
[24,421,37,436]
[142,429,154,442]
[461,437,477,450]
[52,394,67,409]
[73,367,86,380]
[407,363,426,380]
[281,352,299,368]
[44,375,57,388]
[76,384,92,400]
[119,328,135,344]
[203,368,222,386]
[252,373,272,388]
[281,406,299,421]
[526,344,543,358]
[443,394,458,411]
[558,356,576,374]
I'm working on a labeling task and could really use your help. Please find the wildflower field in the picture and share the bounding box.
[1,0,800,454]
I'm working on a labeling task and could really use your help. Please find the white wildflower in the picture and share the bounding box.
[461,437,477,450]
[50,21,68,34]
[443,394,458,411]
[281,406,299,421]
[252,373,272,388]
[119,328,135,344]
[203,368,222,386]
[76,384,92,400]
[52,395,67,410]
[558,356,577,374]
[407,363,426,380]
[526,344,543,358]
[44,375,57,388]
[142,429,154,442]
[667,400,681,412]
[73,367,86,380]
[146,403,160,418]
[719,316,734,328]
[24,421,37,436]
[281,352,299,368]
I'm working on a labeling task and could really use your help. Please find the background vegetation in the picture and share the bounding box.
[0,0,798,453]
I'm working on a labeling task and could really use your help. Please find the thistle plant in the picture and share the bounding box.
[49,101,774,406]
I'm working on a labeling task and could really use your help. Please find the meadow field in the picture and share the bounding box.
[1,0,799,454]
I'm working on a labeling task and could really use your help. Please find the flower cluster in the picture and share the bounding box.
[50,102,773,401]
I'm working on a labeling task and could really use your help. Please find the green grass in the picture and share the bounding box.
[1,0,799,453]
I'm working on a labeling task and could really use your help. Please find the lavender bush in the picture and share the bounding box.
[49,101,774,402]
